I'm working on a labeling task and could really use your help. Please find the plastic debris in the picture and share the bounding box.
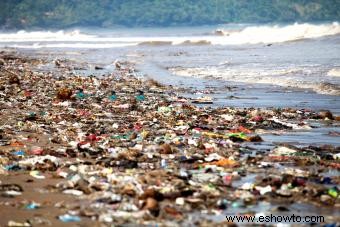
[255,185,272,195]
[7,221,31,227]
[63,189,84,196]
[12,150,25,156]
[29,170,45,179]
[58,214,81,222]
[109,91,117,101]
[25,202,40,210]
[328,188,338,198]
[136,90,145,101]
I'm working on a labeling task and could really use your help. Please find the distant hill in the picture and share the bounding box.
[1,0,339,29]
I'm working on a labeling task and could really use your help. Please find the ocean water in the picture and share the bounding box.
[1,22,340,109]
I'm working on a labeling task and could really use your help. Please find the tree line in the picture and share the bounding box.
[1,0,339,29]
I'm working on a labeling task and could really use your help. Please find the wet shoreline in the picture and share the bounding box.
[138,60,340,114]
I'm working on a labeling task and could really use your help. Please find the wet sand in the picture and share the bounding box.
[138,61,340,114]
[0,174,97,227]
[139,61,340,147]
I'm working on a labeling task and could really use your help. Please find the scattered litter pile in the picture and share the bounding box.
[0,52,339,226]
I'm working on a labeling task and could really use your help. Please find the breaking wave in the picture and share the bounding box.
[213,22,340,44]
[9,43,137,49]
[0,22,339,48]
[327,68,340,77]
[169,66,340,96]
[0,30,95,42]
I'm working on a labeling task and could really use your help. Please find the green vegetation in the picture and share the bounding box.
[1,0,339,29]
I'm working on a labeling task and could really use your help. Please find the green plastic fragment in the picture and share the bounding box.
[228,132,247,140]
[328,188,338,198]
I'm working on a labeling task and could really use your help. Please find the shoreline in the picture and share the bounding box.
[7,46,340,115]
[0,51,339,226]
[139,61,340,114]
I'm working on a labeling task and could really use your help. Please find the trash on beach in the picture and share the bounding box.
[191,96,213,104]
[25,202,41,210]
[0,52,339,225]
[29,170,45,179]
[58,214,81,222]
[7,221,31,227]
